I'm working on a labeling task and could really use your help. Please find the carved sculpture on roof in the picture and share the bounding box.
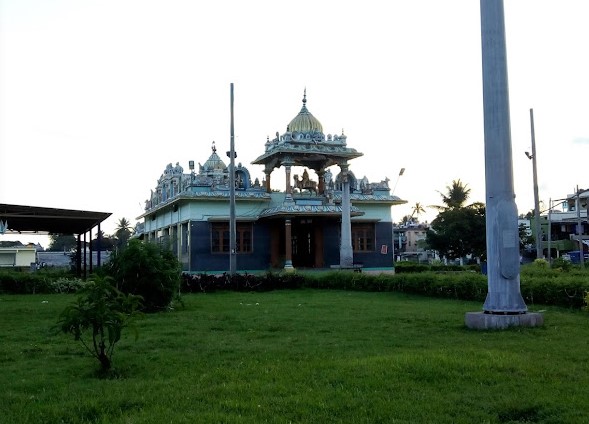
[293,169,317,195]
[144,140,265,211]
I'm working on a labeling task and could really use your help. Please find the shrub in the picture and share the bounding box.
[394,262,431,273]
[533,258,549,268]
[551,257,572,272]
[0,271,52,294]
[104,239,181,312]
[181,271,305,293]
[57,277,142,372]
[51,277,87,293]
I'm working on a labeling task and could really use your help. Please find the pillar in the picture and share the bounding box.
[284,161,294,201]
[284,218,294,271]
[265,167,272,194]
[317,169,325,195]
[339,162,353,268]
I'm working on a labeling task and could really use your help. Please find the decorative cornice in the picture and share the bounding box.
[258,204,364,218]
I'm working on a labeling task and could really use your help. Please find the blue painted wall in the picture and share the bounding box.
[189,221,271,272]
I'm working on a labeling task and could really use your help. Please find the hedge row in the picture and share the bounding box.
[3,267,588,310]
[0,270,86,294]
[181,269,588,309]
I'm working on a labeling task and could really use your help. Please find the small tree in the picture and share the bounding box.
[104,239,181,312]
[426,203,486,261]
[57,277,142,371]
[48,233,77,252]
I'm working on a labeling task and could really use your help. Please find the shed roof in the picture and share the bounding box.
[0,204,111,235]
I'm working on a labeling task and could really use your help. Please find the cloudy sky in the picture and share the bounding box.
[1,0,588,246]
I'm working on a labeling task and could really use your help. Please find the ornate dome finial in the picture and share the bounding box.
[211,141,216,153]
[287,90,323,134]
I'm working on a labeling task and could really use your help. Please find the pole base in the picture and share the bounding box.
[465,311,544,330]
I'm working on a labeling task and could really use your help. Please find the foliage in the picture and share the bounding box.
[0,268,75,294]
[399,214,416,225]
[410,202,425,219]
[181,271,305,293]
[426,180,486,261]
[518,222,534,250]
[90,230,117,251]
[104,239,181,312]
[180,266,589,310]
[533,258,549,268]
[426,203,486,260]
[51,277,88,293]
[113,218,133,248]
[48,234,77,252]
[57,277,142,371]
[431,179,472,211]
[551,257,572,271]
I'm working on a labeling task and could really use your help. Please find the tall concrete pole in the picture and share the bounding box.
[479,0,526,313]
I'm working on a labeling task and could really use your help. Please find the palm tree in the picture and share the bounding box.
[114,217,133,247]
[431,179,472,211]
[410,202,426,221]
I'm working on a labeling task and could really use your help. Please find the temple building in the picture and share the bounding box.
[137,92,406,273]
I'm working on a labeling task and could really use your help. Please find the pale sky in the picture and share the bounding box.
[1,0,588,248]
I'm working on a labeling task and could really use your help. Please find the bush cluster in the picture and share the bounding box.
[182,272,305,293]
[394,262,480,273]
[103,239,181,312]
[0,270,84,294]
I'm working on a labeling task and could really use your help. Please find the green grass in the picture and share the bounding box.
[2,290,589,423]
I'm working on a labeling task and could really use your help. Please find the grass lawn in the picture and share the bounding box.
[1,289,589,423]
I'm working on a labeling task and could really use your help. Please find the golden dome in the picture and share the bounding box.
[287,91,323,134]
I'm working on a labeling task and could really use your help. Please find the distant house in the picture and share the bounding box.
[393,222,434,263]
[0,244,36,268]
[136,93,406,273]
[530,189,589,259]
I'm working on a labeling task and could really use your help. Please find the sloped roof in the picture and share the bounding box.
[0,204,111,235]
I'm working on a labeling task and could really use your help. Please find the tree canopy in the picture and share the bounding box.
[426,180,486,260]
[426,203,486,260]
[114,218,133,248]
[48,234,77,252]
[430,179,472,211]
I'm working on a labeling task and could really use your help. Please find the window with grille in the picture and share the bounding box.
[211,222,253,253]
[351,223,375,252]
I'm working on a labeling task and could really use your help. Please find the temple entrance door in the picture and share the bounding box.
[292,218,315,268]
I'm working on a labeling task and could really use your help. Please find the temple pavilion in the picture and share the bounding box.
[138,92,406,273]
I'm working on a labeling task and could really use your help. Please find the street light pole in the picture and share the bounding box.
[547,197,551,264]
[576,185,585,268]
[391,167,405,266]
[391,167,405,196]
[527,108,542,259]
[229,83,236,275]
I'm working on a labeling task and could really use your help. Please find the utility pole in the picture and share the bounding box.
[528,108,543,259]
[229,83,236,275]
[391,167,405,266]
[576,185,585,268]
